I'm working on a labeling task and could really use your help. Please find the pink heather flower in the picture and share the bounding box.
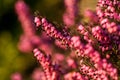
[15,0,36,37]
[33,48,60,80]
[37,32,54,55]
[34,17,41,27]
[11,72,22,80]
[72,72,88,80]
[34,17,71,47]
[71,37,118,80]
[55,40,67,50]
[92,26,109,41]
[63,0,78,26]
[70,36,83,48]
[63,13,75,26]
[97,0,120,33]
[53,53,65,63]
[97,0,118,20]
[32,68,46,80]
[78,25,86,34]
[14,0,120,79]
[15,0,42,52]
[34,16,119,78]
[79,64,102,80]
[17,34,42,53]
[66,58,77,69]
[64,72,87,80]
[91,26,116,52]
[18,35,34,52]
[77,25,93,43]
[33,2,119,79]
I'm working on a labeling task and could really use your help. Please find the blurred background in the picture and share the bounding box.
[0,0,97,80]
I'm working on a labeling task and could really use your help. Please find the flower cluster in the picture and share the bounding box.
[15,0,120,80]
[15,0,41,52]
[33,48,60,80]
[63,0,78,26]
[97,0,120,34]
[34,16,71,48]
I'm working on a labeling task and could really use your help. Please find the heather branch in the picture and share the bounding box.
[34,16,118,80]
[33,48,60,80]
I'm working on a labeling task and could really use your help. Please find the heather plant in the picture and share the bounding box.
[14,0,120,80]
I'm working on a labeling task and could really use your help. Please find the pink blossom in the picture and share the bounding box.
[63,0,78,26]
[11,72,22,80]
[33,48,61,80]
